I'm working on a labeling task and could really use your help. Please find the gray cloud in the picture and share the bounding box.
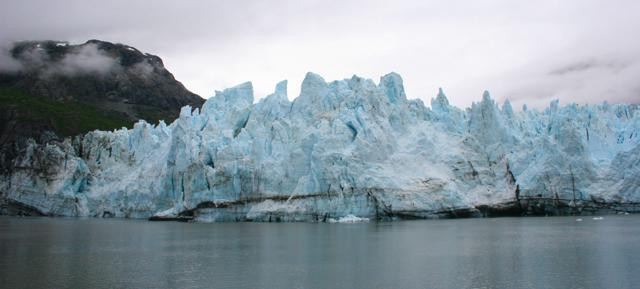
[493,53,640,109]
[0,42,164,84]
[3,42,121,77]
[550,61,600,76]
[1,0,639,109]
[129,61,155,79]
[0,46,24,72]
[54,43,118,76]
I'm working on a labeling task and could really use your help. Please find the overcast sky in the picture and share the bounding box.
[1,0,639,109]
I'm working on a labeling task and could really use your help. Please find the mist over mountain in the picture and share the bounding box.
[0,39,204,172]
[1,39,203,122]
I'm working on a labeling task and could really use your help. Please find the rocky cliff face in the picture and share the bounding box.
[0,40,204,174]
[1,72,639,220]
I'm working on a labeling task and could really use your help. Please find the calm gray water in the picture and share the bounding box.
[1,216,639,289]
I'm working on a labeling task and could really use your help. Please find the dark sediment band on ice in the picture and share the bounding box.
[146,193,640,222]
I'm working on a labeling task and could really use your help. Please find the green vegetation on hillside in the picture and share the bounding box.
[0,87,132,137]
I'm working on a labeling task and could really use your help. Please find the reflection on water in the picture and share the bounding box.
[1,216,639,289]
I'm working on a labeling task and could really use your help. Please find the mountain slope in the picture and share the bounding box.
[1,39,203,126]
[0,40,204,172]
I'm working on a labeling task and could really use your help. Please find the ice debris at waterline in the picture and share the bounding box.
[328,214,370,223]
[1,72,640,222]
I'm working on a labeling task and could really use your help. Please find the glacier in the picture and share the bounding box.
[1,72,639,221]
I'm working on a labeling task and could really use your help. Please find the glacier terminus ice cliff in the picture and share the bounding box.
[1,72,639,221]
